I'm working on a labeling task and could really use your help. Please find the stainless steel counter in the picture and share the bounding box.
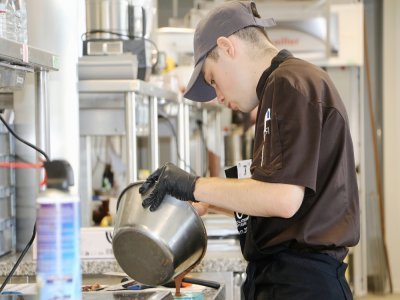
[0,213,246,299]
[0,287,224,300]
[0,273,225,300]
[0,246,242,299]
[0,246,247,277]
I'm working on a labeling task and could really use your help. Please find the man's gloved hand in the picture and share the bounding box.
[139,162,199,211]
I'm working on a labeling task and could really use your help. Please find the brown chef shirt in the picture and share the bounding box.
[245,50,360,261]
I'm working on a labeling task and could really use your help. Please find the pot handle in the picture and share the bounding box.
[182,277,220,289]
[116,181,145,211]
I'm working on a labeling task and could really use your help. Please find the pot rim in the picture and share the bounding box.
[116,180,144,212]
[116,180,207,233]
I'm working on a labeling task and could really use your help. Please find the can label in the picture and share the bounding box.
[36,197,81,300]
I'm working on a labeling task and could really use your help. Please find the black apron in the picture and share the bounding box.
[225,166,353,300]
[243,249,352,300]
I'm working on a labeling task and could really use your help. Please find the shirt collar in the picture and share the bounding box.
[256,49,293,100]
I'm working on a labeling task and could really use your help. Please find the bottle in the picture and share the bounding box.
[15,0,26,43]
[36,160,82,300]
[101,163,114,192]
[19,0,26,44]
[0,0,6,39]
[5,0,16,41]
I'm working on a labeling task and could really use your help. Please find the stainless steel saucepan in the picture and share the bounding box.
[112,181,207,286]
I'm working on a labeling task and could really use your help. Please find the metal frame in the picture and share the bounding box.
[0,37,58,158]
[78,80,181,226]
[0,37,58,255]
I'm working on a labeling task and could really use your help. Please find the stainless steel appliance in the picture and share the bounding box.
[77,54,138,80]
[85,0,151,39]
[83,0,154,81]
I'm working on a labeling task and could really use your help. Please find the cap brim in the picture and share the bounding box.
[183,58,216,102]
[255,17,276,28]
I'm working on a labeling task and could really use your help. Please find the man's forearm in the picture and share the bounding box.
[194,177,304,218]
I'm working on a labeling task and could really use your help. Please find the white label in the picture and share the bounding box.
[237,159,252,179]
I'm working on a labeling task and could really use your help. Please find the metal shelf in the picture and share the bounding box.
[0,37,58,71]
[0,36,58,164]
[78,79,184,226]
[78,80,178,101]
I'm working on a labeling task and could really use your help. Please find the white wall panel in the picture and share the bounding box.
[25,0,81,183]
[13,0,81,248]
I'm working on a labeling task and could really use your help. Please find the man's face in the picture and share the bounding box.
[202,45,258,113]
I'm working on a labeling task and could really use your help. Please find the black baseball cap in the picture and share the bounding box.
[183,1,276,102]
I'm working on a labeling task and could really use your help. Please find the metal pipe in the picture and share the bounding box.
[35,70,50,158]
[149,96,159,171]
[79,136,93,227]
[172,0,179,18]
[325,0,331,60]
[125,92,137,183]
[177,96,186,170]
[183,101,190,171]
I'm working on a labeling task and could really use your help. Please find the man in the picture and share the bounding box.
[139,1,359,299]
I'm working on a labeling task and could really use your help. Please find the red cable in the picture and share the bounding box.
[0,161,47,186]
[0,162,44,169]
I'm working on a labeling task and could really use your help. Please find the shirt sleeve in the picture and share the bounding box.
[251,77,322,193]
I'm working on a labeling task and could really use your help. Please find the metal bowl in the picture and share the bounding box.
[112,181,207,286]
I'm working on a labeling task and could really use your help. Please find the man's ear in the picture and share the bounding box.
[216,36,235,58]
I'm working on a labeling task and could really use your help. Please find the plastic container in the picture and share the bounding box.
[0,0,7,39]
[36,160,82,300]
[15,0,27,43]
[5,0,16,41]
[0,0,26,43]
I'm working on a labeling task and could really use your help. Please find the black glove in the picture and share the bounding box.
[139,162,199,211]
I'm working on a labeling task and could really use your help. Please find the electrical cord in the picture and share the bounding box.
[81,30,160,68]
[0,225,36,293]
[0,114,49,162]
[157,113,197,175]
[0,114,48,294]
